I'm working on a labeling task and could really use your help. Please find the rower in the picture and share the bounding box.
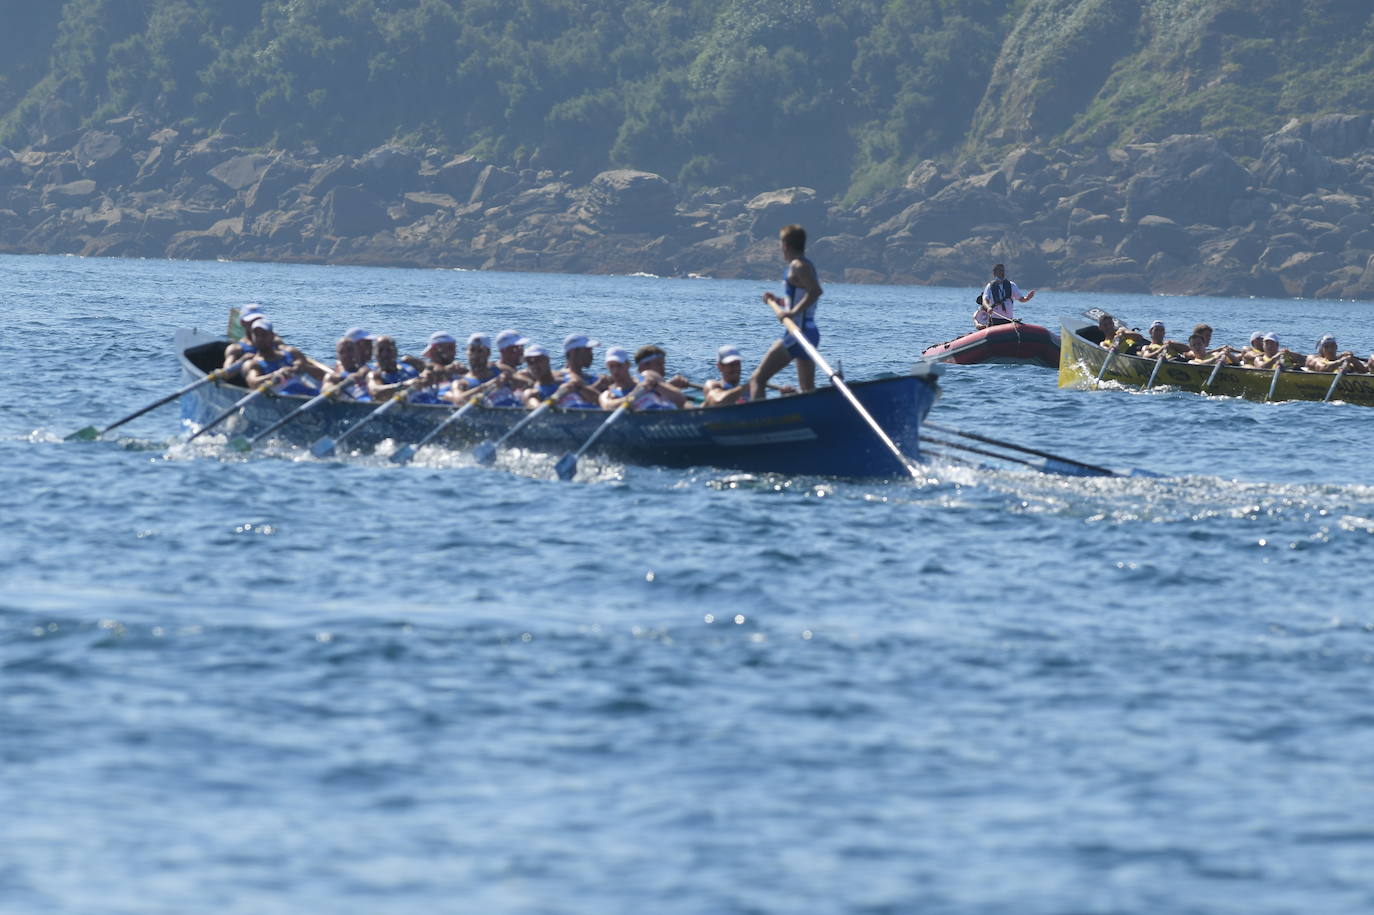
[599,347,641,409]
[1138,321,1189,360]
[561,333,608,394]
[450,333,525,406]
[522,343,597,409]
[367,335,421,399]
[325,335,373,401]
[974,263,1034,329]
[223,305,270,372]
[343,327,375,367]
[242,319,323,395]
[1096,313,1145,354]
[748,223,821,401]
[495,329,531,379]
[1253,333,1306,370]
[409,331,465,404]
[1185,333,1230,366]
[629,345,690,410]
[1238,331,1265,366]
[703,345,750,407]
[1305,335,1371,374]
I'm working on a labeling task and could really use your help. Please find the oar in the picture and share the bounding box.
[1323,364,1348,403]
[388,375,507,465]
[186,384,272,443]
[554,403,630,481]
[922,421,1118,477]
[1143,352,1166,390]
[310,387,414,458]
[765,300,920,480]
[67,358,250,441]
[472,399,556,466]
[227,370,365,452]
[1093,341,1120,388]
[1201,354,1226,392]
[1266,362,1282,402]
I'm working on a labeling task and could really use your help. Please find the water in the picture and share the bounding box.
[4,254,1374,914]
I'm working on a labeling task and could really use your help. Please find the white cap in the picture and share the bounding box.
[717,344,743,364]
[344,327,371,342]
[1318,334,1336,347]
[563,333,598,352]
[495,329,528,350]
[1263,332,1279,343]
[524,343,549,359]
[1250,331,1264,342]
[467,332,491,349]
[242,311,266,326]
[240,303,263,316]
[605,346,629,365]
[253,319,273,333]
[1149,320,1164,331]
[427,331,456,347]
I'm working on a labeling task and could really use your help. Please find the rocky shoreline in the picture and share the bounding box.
[4,112,1374,300]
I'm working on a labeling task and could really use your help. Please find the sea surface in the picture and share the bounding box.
[4,253,1374,915]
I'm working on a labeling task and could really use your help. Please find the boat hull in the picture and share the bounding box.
[921,322,1059,367]
[175,330,942,477]
[1058,319,1374,406]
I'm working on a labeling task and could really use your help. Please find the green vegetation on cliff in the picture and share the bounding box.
[3,0,1374,197]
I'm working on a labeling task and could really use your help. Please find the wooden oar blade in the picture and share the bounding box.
[389,443,419,465]
[309,436,338,459]
[554,452,578,481]
[471,440,498,465]
[66,426,100,442]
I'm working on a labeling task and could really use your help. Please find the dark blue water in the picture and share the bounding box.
[5,254,1374,914]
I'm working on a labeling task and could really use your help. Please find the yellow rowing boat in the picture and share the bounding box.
[1058,318,1374,406]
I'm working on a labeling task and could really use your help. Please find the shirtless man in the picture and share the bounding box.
[749,224,821,401]
[1305,335,1371,374]
[242,319,324,395]
[1138,321,1189,360]
[703,345,751,407]
[1253,333,1306,371]
[974,263,1035,329]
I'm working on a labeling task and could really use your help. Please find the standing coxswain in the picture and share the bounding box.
[748,224,821,402]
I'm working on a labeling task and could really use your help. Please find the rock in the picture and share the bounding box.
[305,157,361,197]
[1307,114,1370,159]
[321,186,389,237]
[244,154,309,215]
[1114,216,1192,263]
[208,153,271,191]
[166,230,227,260]
[809,234,880,274]
[582,169,676,233]
[1276,250,1342,296]
[355,144,422,196]
[74,130,132,183]
[1257,135,1341,196]
[402,192,461,218]
[745,186,826,237]
[904,160,949,196]
[966,170,1007,195]
[998,147,1048,185]
[431,154,484,198]
[469,164,521,205]
[42,179,97,206]
[1124,137,1253,226]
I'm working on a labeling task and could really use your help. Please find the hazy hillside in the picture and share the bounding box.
[4,0,1371,198]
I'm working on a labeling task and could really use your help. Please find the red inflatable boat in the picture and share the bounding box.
[921,322,1060,367]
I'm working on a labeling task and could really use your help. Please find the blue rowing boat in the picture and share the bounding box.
[174,329,942,478]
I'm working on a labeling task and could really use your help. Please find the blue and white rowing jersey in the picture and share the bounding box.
[255,351,319,396]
